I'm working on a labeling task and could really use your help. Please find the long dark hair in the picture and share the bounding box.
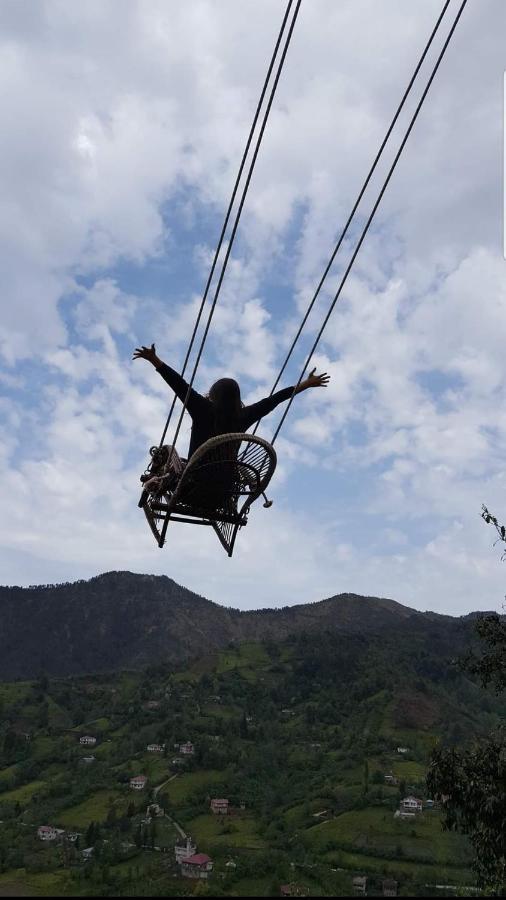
[207,378,243,435]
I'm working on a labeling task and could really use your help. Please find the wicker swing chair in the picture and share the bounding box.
[139,433,277,557]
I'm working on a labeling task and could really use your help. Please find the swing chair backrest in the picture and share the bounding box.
[174,432,276,514]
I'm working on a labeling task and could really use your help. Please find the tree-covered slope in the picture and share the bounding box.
[0,571,476,680]
[0,625,503,896]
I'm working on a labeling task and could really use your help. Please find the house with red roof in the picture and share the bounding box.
[130,775,148,790]
[181,853,213,879]
[210,798,229,815]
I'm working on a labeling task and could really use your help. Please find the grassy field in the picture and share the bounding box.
[325,847,473,885]
[114,754,170,783]
[303,807,470,867]
[0,780,47,804]
[55,789,128,828]
[0,683,32,704]
[186,813,266,849]
[167,769,225,804]
[227,876,274,896]
[0,869,68,897]
[390,760,427,782]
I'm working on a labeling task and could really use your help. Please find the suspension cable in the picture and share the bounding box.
[271,0,469,446]
[167,0,303,458]
[159,0,297,447]
[250,0,451,438]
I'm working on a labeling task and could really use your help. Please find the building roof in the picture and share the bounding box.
[38,825,55,832]
[130,774,147,782]
[182,853,211,865]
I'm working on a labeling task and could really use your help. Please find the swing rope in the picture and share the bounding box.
[271,0,469,446]
[159,0,303,452]
[249,0,452,439]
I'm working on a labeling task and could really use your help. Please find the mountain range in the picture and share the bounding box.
[0,571,485,680]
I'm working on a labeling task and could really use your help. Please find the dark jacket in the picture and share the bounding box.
[156,363,293,458]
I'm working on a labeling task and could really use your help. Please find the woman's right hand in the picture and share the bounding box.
[133,343,160,366]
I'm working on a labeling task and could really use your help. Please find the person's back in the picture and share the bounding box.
[133,342,330,464]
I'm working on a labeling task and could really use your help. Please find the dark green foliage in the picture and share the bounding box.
[428,567,506,896]
[428,730,505,894]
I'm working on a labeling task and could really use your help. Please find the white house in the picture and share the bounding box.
[181,853,213,879]
[37,825,57,841]
[147,743,165,753]
[401,796,423,813]
[175,836,197,865]
[180,741,194,755]
[80,756,96,764]
[130,775,148,790]
[79,735,97,746]
[396,746,409,754]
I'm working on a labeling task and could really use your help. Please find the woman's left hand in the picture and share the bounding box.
[305,369,330,388]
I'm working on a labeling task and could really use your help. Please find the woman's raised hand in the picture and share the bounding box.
[133,343,159,365]
[305,368,330,388]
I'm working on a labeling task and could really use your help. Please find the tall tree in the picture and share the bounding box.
[428,507,506,895]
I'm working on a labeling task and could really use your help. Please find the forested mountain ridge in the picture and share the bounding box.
[0,570,477,679]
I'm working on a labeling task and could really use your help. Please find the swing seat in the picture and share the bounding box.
[139,433,277,557]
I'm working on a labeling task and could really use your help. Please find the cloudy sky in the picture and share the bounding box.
[1,0,505,615]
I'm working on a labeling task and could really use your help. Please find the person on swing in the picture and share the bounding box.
[133,343,330,490]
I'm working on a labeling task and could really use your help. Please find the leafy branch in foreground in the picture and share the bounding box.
[428,508,506,896]
[481,505,506,559]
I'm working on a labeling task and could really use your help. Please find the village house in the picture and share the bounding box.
[146,743,165,753]
[382,878,398,897]
[171,757,186,767]
[146,700,160,710]
[352,875,367,895]
[424,798,435,809]
[396,746,409,754]
[80,756,96,764]
[129,775,148,790]
[82,847,94,860]
[175,836,197,865]
[384,774,398,785]
[79,735,97,746]
[401,796,423,813]
[180,741,194,755]
[210,798,229,815]
[280,884,310,898]
[37,825,57,841]
[180,853,213,879]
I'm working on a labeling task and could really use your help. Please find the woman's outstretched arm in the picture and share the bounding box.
[132,343,204,415]
[243,369,330,429]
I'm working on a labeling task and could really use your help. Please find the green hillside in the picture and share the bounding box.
[0,629,502,897]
